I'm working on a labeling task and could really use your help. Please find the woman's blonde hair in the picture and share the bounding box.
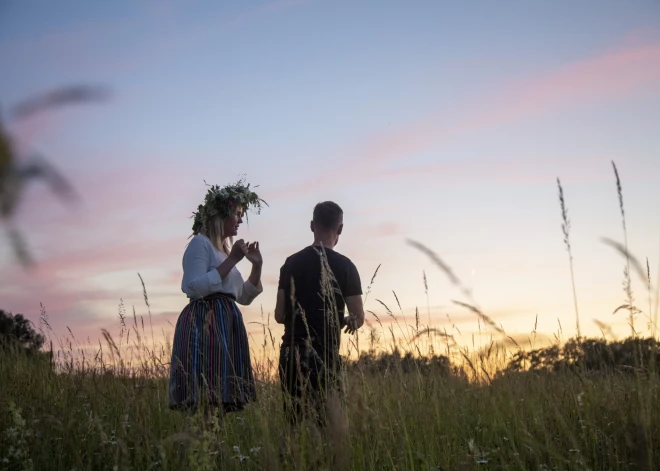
[206,214,232,256]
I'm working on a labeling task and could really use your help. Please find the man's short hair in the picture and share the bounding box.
[313,201,343,230]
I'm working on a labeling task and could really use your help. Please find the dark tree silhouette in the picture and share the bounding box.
[345,348,459,378]
[0,309,45,353]
[501,336,660,377]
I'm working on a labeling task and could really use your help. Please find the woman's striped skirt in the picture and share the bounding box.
[169,293,256,411]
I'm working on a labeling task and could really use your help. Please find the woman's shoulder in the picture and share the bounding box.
[191,233,212,244]
[187,233,228,256]
[185,233,213,253]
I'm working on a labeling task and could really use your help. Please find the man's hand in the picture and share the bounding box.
[343,316,360,334]
[344,295,364,334]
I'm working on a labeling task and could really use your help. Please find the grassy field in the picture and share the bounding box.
[1,311,659,471]
[2,161,659,470]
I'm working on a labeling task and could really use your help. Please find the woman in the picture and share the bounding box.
[169,179,266,418]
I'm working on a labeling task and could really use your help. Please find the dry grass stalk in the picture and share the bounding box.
[556,177,581,338]
[612,161,636,336]
[452,300,505,336]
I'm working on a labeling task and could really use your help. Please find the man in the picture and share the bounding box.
[275,201,365,426]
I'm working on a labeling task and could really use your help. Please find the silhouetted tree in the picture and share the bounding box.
[501,336,660,377]
[0,309,44,353]
[344,348,459,377]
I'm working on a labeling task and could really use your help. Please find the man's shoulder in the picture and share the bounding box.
[326,249,355,267]
[283,246,356,268]
[282,246,315,266]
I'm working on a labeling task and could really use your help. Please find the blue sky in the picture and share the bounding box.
[1,0,660,353]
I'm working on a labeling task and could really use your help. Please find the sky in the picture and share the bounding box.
[1,0,660,357]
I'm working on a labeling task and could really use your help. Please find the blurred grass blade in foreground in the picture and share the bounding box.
[0,84,110,266]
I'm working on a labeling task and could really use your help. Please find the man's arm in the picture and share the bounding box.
[343,260,364,334]
[274,261,290,324]
[274,289,286,324]
[344,295,365,334]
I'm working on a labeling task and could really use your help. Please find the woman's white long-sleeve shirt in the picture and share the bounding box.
[181,234,262,305]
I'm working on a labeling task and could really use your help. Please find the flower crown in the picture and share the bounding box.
[191,177,267,235]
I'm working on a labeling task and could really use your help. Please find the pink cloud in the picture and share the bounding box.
[267,38,660,200]
[354,40,660,167]
[0,234,186,297]
[0,285,122,316]
[32,238,184,279]
[10,160,202,250]
[0,268,185,348]
[0,233,186,329]
[265,154,606,202]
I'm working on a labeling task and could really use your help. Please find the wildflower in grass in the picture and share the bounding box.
[2,401,33,471]
[467,438,489,465]
[103,430,118,446]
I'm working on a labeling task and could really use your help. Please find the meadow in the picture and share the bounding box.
[1,162,659,470]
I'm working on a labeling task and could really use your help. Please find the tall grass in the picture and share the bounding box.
[557,178,580,339]
[1,164,660,470]
[612,161,636,337]
[2,311,659,470]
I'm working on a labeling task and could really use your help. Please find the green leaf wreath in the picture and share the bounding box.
[191,176,267,235]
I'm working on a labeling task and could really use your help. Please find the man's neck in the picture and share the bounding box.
[312,237,335,250]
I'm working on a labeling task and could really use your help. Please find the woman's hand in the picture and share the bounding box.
[229,239,248,263]
[245,241,262,266]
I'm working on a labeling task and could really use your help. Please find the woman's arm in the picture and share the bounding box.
[217,240,247,279]
[245,241,262,289]
[247,261,262,289]
[182,236,245,298]
[237,241,263,305]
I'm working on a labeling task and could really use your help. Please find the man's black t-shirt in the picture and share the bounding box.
[278,245,362,350]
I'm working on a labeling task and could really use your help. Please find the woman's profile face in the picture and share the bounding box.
[223,206,244,237]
